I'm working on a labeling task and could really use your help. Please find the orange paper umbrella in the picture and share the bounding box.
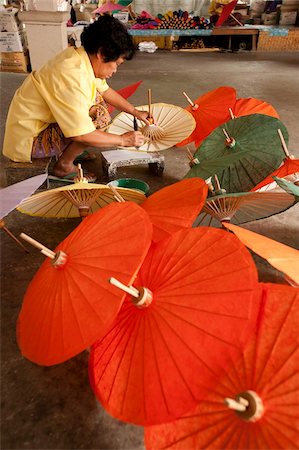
[17,202,152,366]
[89,227,258,425]
[223,222,299,286]
[145,282,299,449]
[177,87,236,148]
[252,129,299,192]
[232,97,279,119]
[141,178,208,242]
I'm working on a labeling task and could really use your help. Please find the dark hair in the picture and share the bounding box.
[81,14,135,61]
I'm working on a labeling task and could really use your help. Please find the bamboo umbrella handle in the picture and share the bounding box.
[108,185,125,203]
[277,129,292,158]
[230,13,244,26]
[20,233,56,258]
[182,91,198,110]
[109,277,139,298]
[0,221,29,253]
[229,108,235,119]
[224,397,248,411]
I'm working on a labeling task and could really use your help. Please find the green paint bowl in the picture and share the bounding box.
[108,178,150,195]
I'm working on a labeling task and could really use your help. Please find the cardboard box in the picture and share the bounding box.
[0,30,27,52]
[0,50,30,72]
[0,7,23,32]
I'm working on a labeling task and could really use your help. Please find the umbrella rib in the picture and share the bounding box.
[265,347,299,397]
[261,415,299,448]
[157,304,240,349]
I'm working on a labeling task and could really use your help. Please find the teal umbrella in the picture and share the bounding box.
[273,176,299,200]
[185,114,288,193]
[194,190,296,228]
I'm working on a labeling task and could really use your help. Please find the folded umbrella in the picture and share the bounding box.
[145,282,299,449]
[186,114,288,193]
[89,227,258,425]
[17,202,152,366]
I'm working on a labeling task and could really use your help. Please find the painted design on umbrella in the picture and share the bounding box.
[144,283,299,450]
[107,81,142,114]
[17,202,152,366]
[108,102,196,152]
[17,167,145,219]
[185,114,287,193]
[252,129,299,192]
[141,178,208,242]
[232,98,279,120]
[0,174,47,251]
[176,87,236,148]
[223,222,299,286]
[89,227,258,425]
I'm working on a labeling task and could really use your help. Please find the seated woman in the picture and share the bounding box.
[3,14,149,180]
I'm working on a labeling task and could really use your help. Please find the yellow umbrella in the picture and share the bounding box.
[223,222,299,286]
[17,167,145,218]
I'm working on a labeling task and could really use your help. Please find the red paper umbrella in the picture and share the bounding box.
[17,202,152,366]
[215,0,238,27]
[145,282,299,449]
[141,178,208,242]
[252,129,299,192]
[232,98,279,120]
[107,81,142,114]
[89,227,258,425]
[177,87,236,148]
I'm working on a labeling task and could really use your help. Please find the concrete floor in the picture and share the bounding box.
[1,50,299,449]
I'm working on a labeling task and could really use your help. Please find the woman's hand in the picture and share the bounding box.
[133,109,150,126]
[120,131,145,147]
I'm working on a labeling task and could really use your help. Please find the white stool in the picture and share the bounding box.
[101,149,165,180]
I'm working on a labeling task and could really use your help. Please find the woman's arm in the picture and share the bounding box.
[71,129,144,147]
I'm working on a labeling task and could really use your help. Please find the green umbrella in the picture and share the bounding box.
[194,190,296,228]
[186,114,288,193]
[273,176,299,200]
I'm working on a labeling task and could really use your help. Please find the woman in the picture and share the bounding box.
[3,14,148,180]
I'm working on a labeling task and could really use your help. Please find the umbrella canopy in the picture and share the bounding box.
[107,81,142,114]
[215,0,238,26]
[108,103,196,152]
[89,227,258,425]
[17,202,152,366]
[186,114,287,193]
[141,178,208,242]
[232,98,279,119]
[0,174,47,251]
[252,159,299,192]
[223,223,299,286]
[92,1,126,14]
[177,87,236,148]
[194,190,296,228]
[144,282,299,450]
[17,179,145,218]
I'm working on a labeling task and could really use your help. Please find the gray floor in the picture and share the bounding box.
[1,50,299,450]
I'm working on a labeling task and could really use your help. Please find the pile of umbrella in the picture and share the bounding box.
[4,84,299,448]
[155,10,212,30]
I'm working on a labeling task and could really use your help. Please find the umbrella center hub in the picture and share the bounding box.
[235,390,264,422]
[52,250,68,268]
[132,287,153,308]
[225,137,236,148]
[141,124,166,142]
